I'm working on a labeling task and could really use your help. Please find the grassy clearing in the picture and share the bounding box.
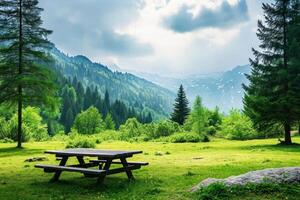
[0,137,300,200]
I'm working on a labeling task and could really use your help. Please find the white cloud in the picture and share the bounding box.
[40,0,269,77]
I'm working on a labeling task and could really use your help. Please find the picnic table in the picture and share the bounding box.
[35,148,148,183]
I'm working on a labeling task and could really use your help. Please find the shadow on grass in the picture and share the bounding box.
[30,176,164,198]
[0,147,44,158]
[242,143,300,153]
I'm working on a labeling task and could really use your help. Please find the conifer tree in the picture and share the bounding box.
[171,85,190,125]
[104,113,115,130]
[0,0,57,147]
[243,0,300,144]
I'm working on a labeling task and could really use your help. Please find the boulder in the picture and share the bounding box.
[191,167,300,192]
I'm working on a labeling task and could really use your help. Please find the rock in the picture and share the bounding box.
[25,156,48,162]
[191,167,300,192]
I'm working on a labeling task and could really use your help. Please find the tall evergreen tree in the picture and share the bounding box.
[243,0,300,144]
[0,0,57,147]
[171,85,190,125]
[103,90,110,117]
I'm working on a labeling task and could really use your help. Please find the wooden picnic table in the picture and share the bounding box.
[35,148,148,183]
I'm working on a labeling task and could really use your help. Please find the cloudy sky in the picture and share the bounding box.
[39,0,271,77]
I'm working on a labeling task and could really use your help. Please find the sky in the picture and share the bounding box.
[39,0,271,77]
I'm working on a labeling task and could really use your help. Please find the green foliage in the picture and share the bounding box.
[73,106,103,134]
[206,126,217,135]
[0,0,58,147]
[0,117,10,140]
[243,0,300,144]
[207,107,222,129]
[10,107,49,142]
[66,134,96,148]
[169,132,206,143]
[0,137,14,143]
[220,109,258,140]
[119,118,142,140]
[103,113,116,130]
[150,120,181,139]
[185,96,208,134]
[171,85,190,125]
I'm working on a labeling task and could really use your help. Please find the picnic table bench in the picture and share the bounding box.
[35,148,148,183]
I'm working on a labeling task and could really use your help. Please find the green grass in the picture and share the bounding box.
[0,137,300,200]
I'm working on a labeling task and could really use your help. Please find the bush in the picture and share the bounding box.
[0,138,14,143]
[169,132,209,143]
[119,118,142,140]
[220,109,259,140]
[149,120,181,139]
[0,117,10,140]
[8,107,48,142]
[66,135,96,148]
[206,126,217,135]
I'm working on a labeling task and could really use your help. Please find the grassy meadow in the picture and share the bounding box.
[1,137,300,200]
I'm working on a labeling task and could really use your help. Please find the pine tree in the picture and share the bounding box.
[189,96,208,134]
[103,90,110,117]
[104,113,116,130]
[0,0,57,147]
[243,0,300,145]
[65,108,74,133]
[171,85,190,125]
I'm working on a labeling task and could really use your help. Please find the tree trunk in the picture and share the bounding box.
[17,0,23,148]
[17,87,22,148]
[284,122,292,145]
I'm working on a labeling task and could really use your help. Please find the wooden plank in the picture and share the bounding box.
[107,165,141,175]
[35,164,105,175]
[44,149,142,158]
[90,159,149,166]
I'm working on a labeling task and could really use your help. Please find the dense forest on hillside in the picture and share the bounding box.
[50,47,175,120]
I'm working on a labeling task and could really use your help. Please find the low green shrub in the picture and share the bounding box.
[169,132,209,143]
[66,137,96,148]
[206,126,217,135]
[0,137,14,143]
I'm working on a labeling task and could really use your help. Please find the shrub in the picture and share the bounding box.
[8,107,48,142]
[119,118,142,140]
[220,109,259,140]
[149,120,181,139]
[206,126,217,135]
[66,135,96,148]
[0,138,14,143]
[169,132,209,143]
[0,117,10,139]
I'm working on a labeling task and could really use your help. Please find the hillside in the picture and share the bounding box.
[49,48,175,119]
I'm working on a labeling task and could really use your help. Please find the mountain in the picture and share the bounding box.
[133,65,251,113]
[49,47,175,119]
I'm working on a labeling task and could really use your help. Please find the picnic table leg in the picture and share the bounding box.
[120,157,135,181]
[51,156,68,182]
[98,156,103,170]
[97,159,112,184]
[76,156,85,167]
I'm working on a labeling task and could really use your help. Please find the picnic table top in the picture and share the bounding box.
[45,148,143,158]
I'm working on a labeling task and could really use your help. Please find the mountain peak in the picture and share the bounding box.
[73,55,92,63]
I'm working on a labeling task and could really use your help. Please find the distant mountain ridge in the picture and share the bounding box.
[132,65,251,113]
[49,47,175,119]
